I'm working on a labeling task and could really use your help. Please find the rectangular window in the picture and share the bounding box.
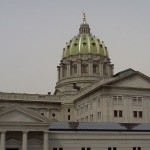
[68,115,70,120]
[132,97,142,106]
[82,148,90,150]
[113,96,123,105]
[133,111,137,118]
[53,148,57,150]
[119,110,122,117]
[108,147,117,150]
[114,110,123,118]
[59,148,63,150]
[68,109,70,112]
[139,111,143,118]
[133,147,141,150]
[114,110,117,117]
[133,111,143,118]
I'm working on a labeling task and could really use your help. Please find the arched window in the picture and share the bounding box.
[81,64,88,73]
[73,64,77,74]
[93,64,97,73]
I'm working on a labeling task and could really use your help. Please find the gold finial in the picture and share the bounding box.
[82,11,86,24]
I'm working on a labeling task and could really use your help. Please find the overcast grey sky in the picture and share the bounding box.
[0,0,150,94]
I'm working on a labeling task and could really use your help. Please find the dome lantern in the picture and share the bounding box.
[79,12,90,35]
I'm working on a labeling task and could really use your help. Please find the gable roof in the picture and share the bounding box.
[0,104,51,123]
[73,69,150,101]
[113,68,135,77]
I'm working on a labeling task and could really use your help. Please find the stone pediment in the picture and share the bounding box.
[108,72,150,89]
[74,71,150,101]
[0,104,50,123]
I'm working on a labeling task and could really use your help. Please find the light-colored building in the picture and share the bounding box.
[1,15,150,150]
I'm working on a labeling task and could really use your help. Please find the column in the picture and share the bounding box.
[22,131,28,150]
[99,62,103,77]
[57,66,60,80]
[107,64,110,77]
[60,64,63,79]
[88,59,92,75]
[67,62,71,77]
[77,60,81,76]
[0,131,6,150]
[43,132,49,150]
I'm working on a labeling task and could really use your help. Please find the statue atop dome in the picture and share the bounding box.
[79,12,90,34]
[82,11,86,24]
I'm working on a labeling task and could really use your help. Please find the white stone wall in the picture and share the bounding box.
[49,131,150,150]
[74,87,150,123]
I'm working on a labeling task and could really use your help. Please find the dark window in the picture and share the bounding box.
[108,148,111,150]
[119,110,122,117]
[52,113,55,117]
[82,148,85,150]
[68,115,70,120]
[133,147,136,150]
[53,148,57,150]
[133,111,137,118]
[138,147,141,150]
[87,148,91,150]
[93,65,97,73]
[81,64,88,73]
[73,65,77,73]
[113,148,117,150]
[114,110,117,117]
[6,149,18,150]
[139,111,143,118]
[59,148,63,150]
[68,109,70,112]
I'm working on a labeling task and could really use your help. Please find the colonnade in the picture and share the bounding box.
[0,131,49,150]
[58,59,113,80]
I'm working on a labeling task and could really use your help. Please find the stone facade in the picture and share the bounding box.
[0,17,150,150]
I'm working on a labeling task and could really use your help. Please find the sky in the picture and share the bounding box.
[0,0,150,94]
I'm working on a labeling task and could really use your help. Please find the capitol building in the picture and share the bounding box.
[0,15,150,150]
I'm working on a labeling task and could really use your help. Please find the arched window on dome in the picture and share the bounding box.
[73,64,77,74]
[93,64,98,74]
[81,64,88,74]
[82,42,87,46]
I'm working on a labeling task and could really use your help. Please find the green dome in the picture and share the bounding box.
[62,34,109,59]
